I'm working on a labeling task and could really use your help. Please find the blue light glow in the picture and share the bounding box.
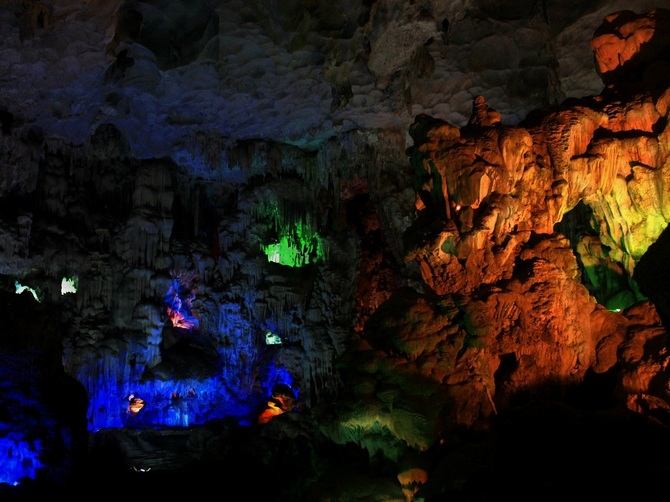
[261,364,296,400]
[80,286,270,430]
[165,273,200,330]
[0,437,44,486]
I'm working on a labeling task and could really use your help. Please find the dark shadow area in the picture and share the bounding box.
[593,8,670,91]
[634,222,670,328]
[2,280,670,501]
[417,375,670,501]
[2,369,670,501]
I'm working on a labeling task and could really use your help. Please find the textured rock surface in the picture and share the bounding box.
[3,1,670,501]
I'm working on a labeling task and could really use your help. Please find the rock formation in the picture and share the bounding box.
[3,1,670,501]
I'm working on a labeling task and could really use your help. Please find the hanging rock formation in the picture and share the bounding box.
[3,2,670,501]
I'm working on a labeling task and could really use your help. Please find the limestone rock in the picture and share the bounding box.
[3,2,670,500]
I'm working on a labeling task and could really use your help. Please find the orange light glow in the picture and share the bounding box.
[258,401,284,424]
[127,395,145,414]
[167,307,198,330]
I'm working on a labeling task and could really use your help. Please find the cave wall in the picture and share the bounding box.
[3,0,670,498]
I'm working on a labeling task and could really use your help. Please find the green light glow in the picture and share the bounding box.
[582,264,645,312]
[261,217,326,267]
[265,331,282,345]
[14,281,40,302]
[61,276,78,295]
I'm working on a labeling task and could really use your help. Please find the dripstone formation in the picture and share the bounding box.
[2,2,670,500]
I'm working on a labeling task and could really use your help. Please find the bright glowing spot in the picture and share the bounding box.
[265,331,282,345]
[61,276,78,295]
[167,307,195,329]
[14,281,40,302]
[255,197,328,267]
[261,220,327,268]
[127,394,145,414]
[258,399,285,424]
[164,273,199,330]
[268,248,281,263]
[257,383,297,424]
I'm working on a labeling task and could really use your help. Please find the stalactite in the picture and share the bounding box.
[305,154,318,182]
[267,297,283,322]
[217,257,234,282]
[219,233,233,252]
[254,301,267,320]
[240,258,263,286]
[146,342,161,368]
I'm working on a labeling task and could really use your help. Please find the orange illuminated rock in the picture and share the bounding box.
[591,8,670,89]
[127,395,145,414]
[257,383,297,424]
